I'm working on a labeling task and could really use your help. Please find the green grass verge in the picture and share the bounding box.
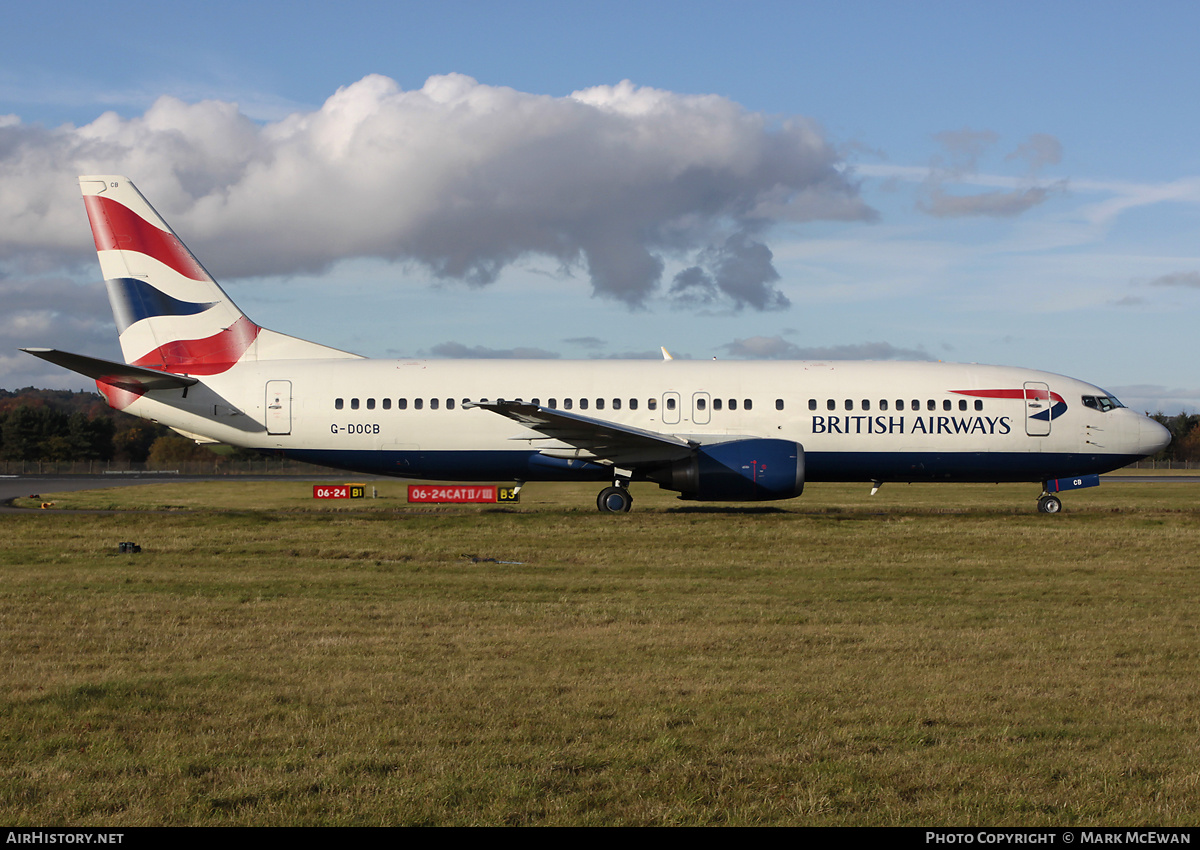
[2,479,1199,825]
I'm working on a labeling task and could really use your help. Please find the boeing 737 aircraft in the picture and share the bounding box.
[24,176,1171,512]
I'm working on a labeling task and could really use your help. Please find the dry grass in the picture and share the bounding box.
[1,479,1199,825]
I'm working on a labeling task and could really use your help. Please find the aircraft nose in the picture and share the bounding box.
[1139,417,1172,457]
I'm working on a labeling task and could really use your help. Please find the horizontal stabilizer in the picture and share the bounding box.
[21,348,198,390]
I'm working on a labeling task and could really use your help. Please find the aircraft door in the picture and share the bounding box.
[266,380,292,435]
[1024,381,1051,437]
[692,392,711,425]
[662,391,681,425]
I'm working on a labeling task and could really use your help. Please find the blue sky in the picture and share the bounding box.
[3,0,1199,412]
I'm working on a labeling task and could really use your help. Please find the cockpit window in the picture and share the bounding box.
[1082,394,1125,412]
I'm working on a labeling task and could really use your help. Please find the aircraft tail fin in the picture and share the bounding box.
[78,176,360,373]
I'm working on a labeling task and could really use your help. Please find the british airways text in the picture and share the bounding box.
[811,415,1013,436]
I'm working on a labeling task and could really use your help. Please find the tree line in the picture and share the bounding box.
[0,388,250,466]
[1149,412,1200,463]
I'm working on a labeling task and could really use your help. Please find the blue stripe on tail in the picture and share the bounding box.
[104,277,218,333]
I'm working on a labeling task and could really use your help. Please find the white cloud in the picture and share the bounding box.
[427,342,560,359]
[914,129,1067,218]
[720,336,932,360]
[1148,271,1200,288]
[1005,133,1063,174]
[919,184,1066,218]
[0,74,874,311]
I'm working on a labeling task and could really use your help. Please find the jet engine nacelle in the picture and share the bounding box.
[649,438,805,501]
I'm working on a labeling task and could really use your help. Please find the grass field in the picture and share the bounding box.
[2,478,1198,825]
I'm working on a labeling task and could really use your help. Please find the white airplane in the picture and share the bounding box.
[25,176,1170,513]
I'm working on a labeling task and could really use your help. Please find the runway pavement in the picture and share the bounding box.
[0,474,374,507]
[1103,474,1200,483]
[1,472,1195,512]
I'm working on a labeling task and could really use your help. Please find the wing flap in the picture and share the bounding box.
[468,401,695,467]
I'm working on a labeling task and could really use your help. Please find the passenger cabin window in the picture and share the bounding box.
[580,398,589,410]
[943,399,952,411]
[613,399,621,410]
[414,398,423,410]
[714,399,723,411]
[926,400,935,411]
[351,398,360,410]
[827,399,836,411]
[975,400,983,411]
[696,398,706,410]
[728,399,737,411]
[896,400,905,411]
[808,399,817,411]
[383,398,391,410]
[430,398,439,410]
[744,399,753,411]
[845,399,853,411]
[629,399,638,410]
[335,398,344,410]
[548,398,557,408]
[861,399,870,411]
[958,400,967,411]
[564,399,573,410]
[398,398,408,410]
[447,398,455,410]
[880,400,889,411]
[367,398,375,410]
[666,398,676,410]
[648,398,657,411]
[776,399,784,411]
[596,399,604,410]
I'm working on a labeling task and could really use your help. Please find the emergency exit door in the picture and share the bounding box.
[266,380,292,435]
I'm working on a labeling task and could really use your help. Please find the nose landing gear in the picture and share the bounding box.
[1036,493,1062,514]
[1036,474,1100,514]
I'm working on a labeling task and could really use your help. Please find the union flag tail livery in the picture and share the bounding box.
[79,176,358,374]
[80,176,259,374]
[24,176,1171,513]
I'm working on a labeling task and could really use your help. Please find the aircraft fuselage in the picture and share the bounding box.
[114,357,1160,486]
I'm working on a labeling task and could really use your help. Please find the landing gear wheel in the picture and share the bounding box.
[1037,495,1062,514]
[597,486,633,513]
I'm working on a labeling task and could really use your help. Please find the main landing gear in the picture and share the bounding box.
[596,482,633,513]
[1036,493,1062,514]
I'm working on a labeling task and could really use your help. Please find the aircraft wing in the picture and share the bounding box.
[22,348,198,390]
[468,400,696,467]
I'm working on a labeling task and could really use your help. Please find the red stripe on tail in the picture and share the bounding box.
[83,194,209,282]
[131,315,261,375]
